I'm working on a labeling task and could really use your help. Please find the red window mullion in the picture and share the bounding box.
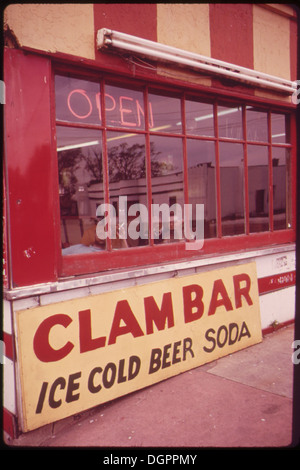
[50,65,64,278]
[267,111,274,232]
[214,101,222,238]
[100,79,112,251]
[271,142,292,149]
[181,95,189,206]
[144,86,154,246]
[242,105,249,235]
[106,125,147,135]
[289,112,297,230]
[55,120,103,131]
[181,95,190,241]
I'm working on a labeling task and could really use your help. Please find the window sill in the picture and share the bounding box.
[5,237,295,300]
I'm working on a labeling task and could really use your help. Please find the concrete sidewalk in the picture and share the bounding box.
[10,324,295,448]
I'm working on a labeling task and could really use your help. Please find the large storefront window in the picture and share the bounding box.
[54,72,293,260]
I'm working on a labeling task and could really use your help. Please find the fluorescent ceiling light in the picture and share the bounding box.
[196,107,241,122]
[57,140,100,151]
[271,133,286,138]
[97,29,296,95]
[176,107,240,126]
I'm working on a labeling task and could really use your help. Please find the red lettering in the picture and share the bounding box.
[105,93,116,112]
[136,100,154,128]
[148,102,154,128]
[233,273,253,308]
[136,99,144,128]
[120,96,136,127]
[79,309,106,353]
[67,89,92,119]
[108,300,144,345]
[208,279,233,316]
[144,292,174,334]
[95,92,101,121]
[183,284,204,323]
[66,87,155,129]
[33,314,74,362]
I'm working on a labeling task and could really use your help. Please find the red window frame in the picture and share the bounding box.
[51,63,296,279]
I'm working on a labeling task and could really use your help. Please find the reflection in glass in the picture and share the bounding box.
[271,113,289,144]
[185,100,214,136]
[186,139,216,238]
[150,135,184,242]
[247,145,269,233]
[56,126,104,254]
[246,108,268,142]
[107,132,148,247]
[272,147,290,230]
[105,84,146,129]
[217,105,243,140]
[55,75,101,125]
[219,142,245,236]
[148,91,182,133]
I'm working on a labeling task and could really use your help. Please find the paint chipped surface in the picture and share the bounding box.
[4,4,95,60]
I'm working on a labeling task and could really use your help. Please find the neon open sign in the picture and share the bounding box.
[67,88,154,128]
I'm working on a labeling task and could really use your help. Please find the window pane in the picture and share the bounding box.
[105,84,146,130]
[185,99,214,136]
[247,145,269,233]
[219,142,245,235]
[271,113,290,144]
[148,91,182,133]
[107,132,148,248]
[56,127,104,254]
[55,75,101,125]
[186,139,216,238]
[246,107,268,142]
[272,147,291,230]
[150,136,184,242]
[217,105,243,140]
